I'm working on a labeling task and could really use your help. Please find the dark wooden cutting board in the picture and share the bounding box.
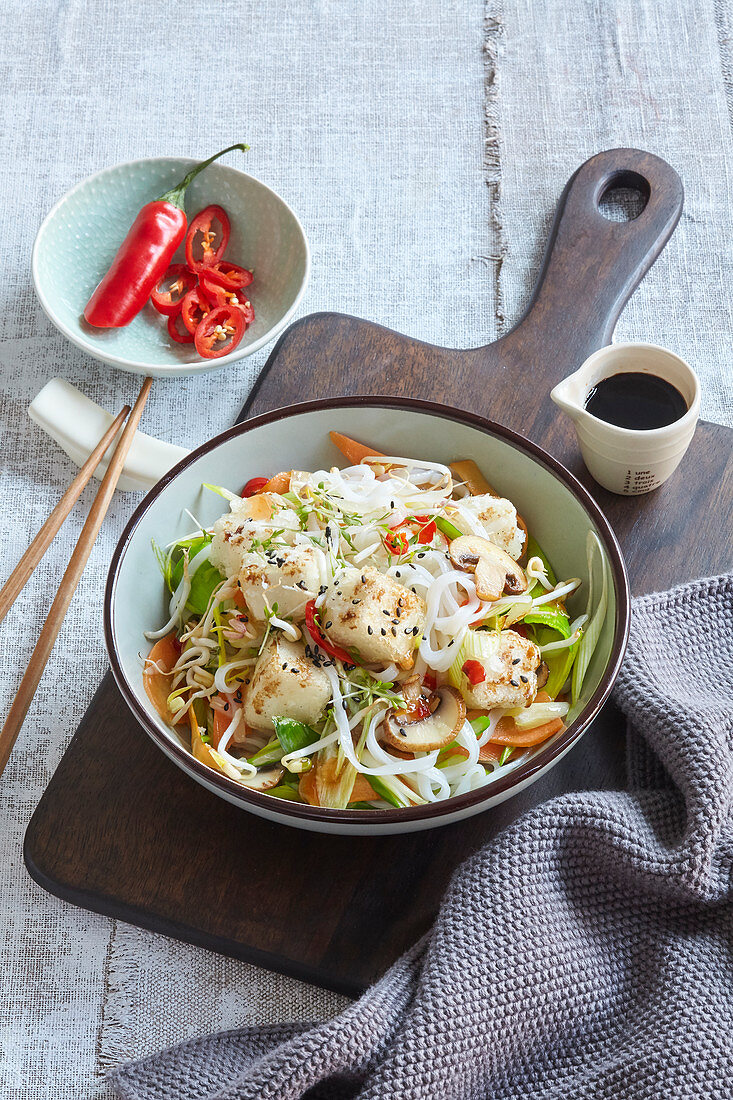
[24,150,733,997]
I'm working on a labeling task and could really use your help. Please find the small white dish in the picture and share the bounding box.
[551,343,700,496]
[31,157,310,379]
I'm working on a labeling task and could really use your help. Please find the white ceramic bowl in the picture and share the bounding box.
[104,399,630,835]
[32,157,310,378]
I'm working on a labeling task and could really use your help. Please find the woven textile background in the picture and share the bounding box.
[0,1,729,1097]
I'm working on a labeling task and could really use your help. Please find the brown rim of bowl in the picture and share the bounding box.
[104,396,630,827]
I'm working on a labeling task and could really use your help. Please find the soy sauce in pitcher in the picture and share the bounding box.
[584,372,688,430]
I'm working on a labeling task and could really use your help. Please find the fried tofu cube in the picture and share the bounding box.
[448,495,524,560]
[459,630,541,710]
[210,494,302,579]
[244,637,331,731]
[320,566,425,669]
[237,543,323,622]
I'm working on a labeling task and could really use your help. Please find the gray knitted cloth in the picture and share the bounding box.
[112,575,733,1100]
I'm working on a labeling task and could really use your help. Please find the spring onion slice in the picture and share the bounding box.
[571,532,609,704]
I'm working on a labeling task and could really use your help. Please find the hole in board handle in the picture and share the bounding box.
[598,170,650,222]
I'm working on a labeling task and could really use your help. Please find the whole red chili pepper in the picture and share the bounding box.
[84,143,249,328]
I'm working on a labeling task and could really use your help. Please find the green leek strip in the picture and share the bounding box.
[168,534,213,593]
[523,606,571,637]
[470,716,492,737]
[571,534,609,705]
[498,747,513,765]
[272,716,319,755]
[247,739,284,766]
[213,608,227,668]
[367,774,422,809]
[544,636,581,699]
[437,754,467,770]
[435,515,462,541]
[267,785,305,802]
[187,559,224,617]
[203,482,241,502]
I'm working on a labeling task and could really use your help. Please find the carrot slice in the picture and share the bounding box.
[261,471,291,494]
[299,762,377,805]
[299,768,319,805]
[329,431,385,465]
[449,460,500,497]
[489,714,565,747]
[143,633,180,721]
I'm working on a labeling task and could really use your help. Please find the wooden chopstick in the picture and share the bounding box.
[0,376,153,776]
[0,405,131,626]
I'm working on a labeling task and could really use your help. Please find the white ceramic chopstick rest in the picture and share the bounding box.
[28,378,190,492]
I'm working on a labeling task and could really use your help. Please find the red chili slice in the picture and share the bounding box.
[180,285,212,334]
[462,659,486,685]
[185,205,230,271]
[149,264,197,316]
[201,261,253,290]
[242,477,268,497]
[199,273,255,324]
[167,311,194,344]
[193,304,246,359]
[384,530,409,555]
[304,600,363,668]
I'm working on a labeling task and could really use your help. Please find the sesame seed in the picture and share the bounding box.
[399,728,406,737]
[520,675,528,683]
[325,621,333,629]
[282,662,288,670]
[391,626,397,636]
[352,599,360,605]
[510,679,518,687]
[381,628,387,636]
[367,626,373,635]
[383,609,391,616]
[512,658,520,665]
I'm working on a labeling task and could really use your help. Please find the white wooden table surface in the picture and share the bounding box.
[0,2,730,1096]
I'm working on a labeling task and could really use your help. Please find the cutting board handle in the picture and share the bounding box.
[499,148,683,372]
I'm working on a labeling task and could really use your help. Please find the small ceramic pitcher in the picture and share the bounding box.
[551,342,700,496]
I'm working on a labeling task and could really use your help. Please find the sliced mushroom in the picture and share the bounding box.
[382,685,466,752]
[240,763,285,791]
[449,535,528,601]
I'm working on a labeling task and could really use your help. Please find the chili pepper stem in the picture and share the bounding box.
[158,143,250,209]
